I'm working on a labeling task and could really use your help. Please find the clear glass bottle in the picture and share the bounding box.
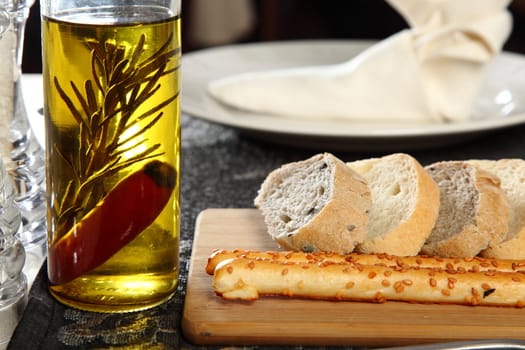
[42,0,181,312]
[0,156,27,348]
[0,0,47,249]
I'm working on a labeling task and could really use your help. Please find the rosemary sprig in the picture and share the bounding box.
[53,32,180,237]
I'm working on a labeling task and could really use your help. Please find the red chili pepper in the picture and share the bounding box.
[48,160,176,285]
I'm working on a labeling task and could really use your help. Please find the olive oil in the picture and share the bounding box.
[42,9,181,312]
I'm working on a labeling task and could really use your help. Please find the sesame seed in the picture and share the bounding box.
[374,292,386,303]
[394,281,404,293]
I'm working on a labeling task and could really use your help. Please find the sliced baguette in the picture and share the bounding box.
[254,153,371,254]
[421,161,509,258]
[467,159,525,259]
[346,153,440,256]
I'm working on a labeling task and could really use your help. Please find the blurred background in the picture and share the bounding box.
[22,0,525,73]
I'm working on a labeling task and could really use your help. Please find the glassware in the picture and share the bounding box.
[41,0,181,312]
[0,0,47,250]
[0,157,27,349]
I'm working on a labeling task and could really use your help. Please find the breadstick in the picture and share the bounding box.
[206,249,525,275]
[212,258,525,307]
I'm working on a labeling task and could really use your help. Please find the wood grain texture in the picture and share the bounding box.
[181,208,525,347]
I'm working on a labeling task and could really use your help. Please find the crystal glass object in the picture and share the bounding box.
[0,0,46,248]
[0,157,27,349]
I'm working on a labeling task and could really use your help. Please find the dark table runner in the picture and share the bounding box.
[8,114,525,349]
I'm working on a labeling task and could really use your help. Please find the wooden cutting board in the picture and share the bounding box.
[182,209,525,347]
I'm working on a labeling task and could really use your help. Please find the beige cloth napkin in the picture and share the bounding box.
[208,0,512,123]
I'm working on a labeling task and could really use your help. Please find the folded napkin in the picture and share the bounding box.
[208,0,512,123]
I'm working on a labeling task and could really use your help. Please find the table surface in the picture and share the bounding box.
[8,80,525,348]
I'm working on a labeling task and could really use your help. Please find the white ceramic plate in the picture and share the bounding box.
[182,40,525,151]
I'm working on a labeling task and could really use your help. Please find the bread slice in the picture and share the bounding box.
[467,159,525,259]
[421,161,509,258]
[346,153,440,256]
[254,153,371,254]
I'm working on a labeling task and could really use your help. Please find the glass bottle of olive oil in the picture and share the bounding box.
[41,3,181,312]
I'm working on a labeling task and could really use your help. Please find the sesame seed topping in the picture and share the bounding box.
[394,281,404,293]
[483,288,496,298]
[374,292,386,303]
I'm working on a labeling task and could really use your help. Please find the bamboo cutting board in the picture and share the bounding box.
[182,209,525,347]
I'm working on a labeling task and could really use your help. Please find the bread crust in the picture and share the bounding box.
[350,154,440,256]
[482,231,525,259]
[255,153,371,254]
[422,163,510,258]
[467,159,525,259]
[212,256,525,307]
